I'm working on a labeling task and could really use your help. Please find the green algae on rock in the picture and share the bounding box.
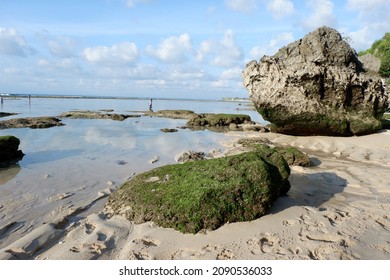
[105,144,291,234]
[0,117,64,129]
[187,113,251,127]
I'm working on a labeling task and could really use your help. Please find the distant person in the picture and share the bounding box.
[149,98,153,111]
[0,96,3,104]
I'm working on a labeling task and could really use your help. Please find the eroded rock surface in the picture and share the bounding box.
[243,26,388,136]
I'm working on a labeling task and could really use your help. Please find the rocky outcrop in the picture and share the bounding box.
[0,117,64,129]
[60,110,140,121]
[105,144,291,233]
[243,26,388,136]
[0,136,24,167]
[187,113,251,127]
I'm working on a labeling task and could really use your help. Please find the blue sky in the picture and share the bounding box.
[0,0,389,99]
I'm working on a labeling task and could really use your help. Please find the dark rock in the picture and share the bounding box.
[0,136,24,167]
[0,117,64,129]
[243,26,388,136]
[187,113,251,127]
[175,151,206,163]
[0,112,18,118]
[160,128,178,133]
[105,145,291,233]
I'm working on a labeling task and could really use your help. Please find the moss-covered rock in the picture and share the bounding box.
[60,110,140,121]
[145,110,197,119]
[0,136,24,167]
[105,144,290,234]
[187,113,251,127]
[0,117,64,129]
[237,138,311,167]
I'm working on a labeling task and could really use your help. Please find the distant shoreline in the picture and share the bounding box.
[0,93,251,103]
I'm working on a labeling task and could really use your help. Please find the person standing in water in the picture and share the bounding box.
[149,98,153,111]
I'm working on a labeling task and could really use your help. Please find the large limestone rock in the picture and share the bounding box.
[243,26,388,136]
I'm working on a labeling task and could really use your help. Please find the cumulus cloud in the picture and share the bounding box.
[47,37,78,58]
[302,0,337,31]
[0,27,36,56]
[266,0,295,19]
[224,0,257,13]
[198,30,244,68]
[250,32,294,59]
[146,33,192,64]
[83,42,139,65]
[346,0,390,50]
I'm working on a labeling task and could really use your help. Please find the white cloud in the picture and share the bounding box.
[224,0,257,13]
[83,42,139,65]
[348,27,372,51]
[146,33,192,64]
[0,27,36,56]
[302,0,337,31]
[346,0,390,50]
[347,0,389,11]
[249,32,294,59]
[220,67,243,80]
[266,0,295,19]
[47,37,78,58]
[198,30,244,68]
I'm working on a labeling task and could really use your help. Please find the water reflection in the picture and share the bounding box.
[0,165,21,185]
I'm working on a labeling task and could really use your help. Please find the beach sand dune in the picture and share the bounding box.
[1,130,390,260]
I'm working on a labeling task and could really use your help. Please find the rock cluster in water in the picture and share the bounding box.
[243,26,388,136]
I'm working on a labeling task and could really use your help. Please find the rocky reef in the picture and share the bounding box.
[105,144,292,233]
[60,110,141,121]
[0,136,24,167]
[243,26,388,136]
[0,117,64,129]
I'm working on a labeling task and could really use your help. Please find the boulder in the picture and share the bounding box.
[243,26,388,136]
[0,136,24,167]
[105,145,291,233]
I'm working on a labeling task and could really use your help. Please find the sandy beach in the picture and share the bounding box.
[1,128,389,260]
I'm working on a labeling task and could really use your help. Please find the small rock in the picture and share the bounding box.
[160,128,178,133]
[148,156,159,164]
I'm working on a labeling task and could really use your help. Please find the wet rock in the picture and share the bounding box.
[243,26,388,136]
[145,110,196,119]
[160,128,178,133]
[175,151,206,163]
[0,117,64,129]
[0,136,24,167]
[106,144,291,233]
[187,113,251,127]
[60,110,140,121]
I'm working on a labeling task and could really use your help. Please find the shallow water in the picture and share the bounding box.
[0,97,265,247]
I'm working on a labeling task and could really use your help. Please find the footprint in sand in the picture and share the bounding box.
[216,249,235,260]
[133,250,152,260]
[84,222,96,234]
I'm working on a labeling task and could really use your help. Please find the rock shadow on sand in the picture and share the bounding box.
[269,171,347,214]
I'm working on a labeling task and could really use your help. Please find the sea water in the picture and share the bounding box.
[0,97,265,247]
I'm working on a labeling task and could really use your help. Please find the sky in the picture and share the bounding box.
[0,0,389,99]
